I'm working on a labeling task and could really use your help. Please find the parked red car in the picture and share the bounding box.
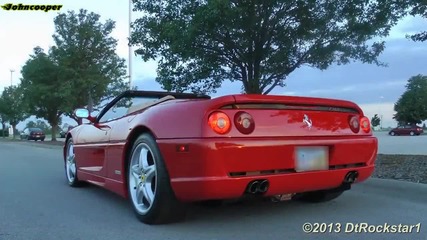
[389,125,424,136]
[63,90,378,224]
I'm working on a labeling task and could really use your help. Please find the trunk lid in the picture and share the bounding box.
[207,94,368,137]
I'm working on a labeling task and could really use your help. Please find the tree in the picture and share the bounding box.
[26,120,36,129]
[393,75,427,124]
[0,97,8,138]
[20,47,64,141]
[423,123,426,129]
[0,86,28,139]
[26,120,50,131]
[49,9,129,122]
[130,0,407,94]
[407,0,427,42]
[371,114,381,128]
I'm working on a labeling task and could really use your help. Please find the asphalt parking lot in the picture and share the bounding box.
[0,141,426,240]
[374,131,427,155]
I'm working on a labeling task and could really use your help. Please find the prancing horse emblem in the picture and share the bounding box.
[303,114,312,129]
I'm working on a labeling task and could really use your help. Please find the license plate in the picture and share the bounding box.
[294,146,329,172]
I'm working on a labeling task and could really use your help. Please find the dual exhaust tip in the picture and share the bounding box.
[246,171,358,194]
[246,180,269,194]
[344,171,359,183]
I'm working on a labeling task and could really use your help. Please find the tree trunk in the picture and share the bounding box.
[245,82,262,94]
[50,123,58,141]
[12,124,16,139]
[1,121,5,138]
[88,91,94,112]
[48,117,59,142]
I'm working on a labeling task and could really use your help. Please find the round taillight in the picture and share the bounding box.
[234,111,255,134]
[208,111,231,134]
[348,115,360,133]
[360,116,371,133]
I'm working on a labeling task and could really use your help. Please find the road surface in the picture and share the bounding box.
[374,132,427,155]
[0,141,426,240]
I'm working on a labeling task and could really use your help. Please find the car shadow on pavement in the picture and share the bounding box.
[62,179,344,225]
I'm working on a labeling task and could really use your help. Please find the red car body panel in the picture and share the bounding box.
[157,136,377,201]
[65,91,378,201]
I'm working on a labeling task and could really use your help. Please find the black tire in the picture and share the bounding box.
[197,200,224,208]
[293,190,344,203]
[64,138,85,187]
[127,133,186,224]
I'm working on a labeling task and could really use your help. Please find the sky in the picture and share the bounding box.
[0,0,426,130]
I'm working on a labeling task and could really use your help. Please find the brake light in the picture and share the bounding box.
[234,111,255,134]
[348,115,360,133]
[208,111,231,134]
[360,116,371,133]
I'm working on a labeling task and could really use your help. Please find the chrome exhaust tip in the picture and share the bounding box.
[258,180,269,193]
[247,181,260,194]
[344,171,359,183]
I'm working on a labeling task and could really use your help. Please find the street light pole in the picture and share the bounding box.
[10,69,14,86]
[128,0,133,88]
[379,96,384,130]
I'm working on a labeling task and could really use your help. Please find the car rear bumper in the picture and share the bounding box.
[29,135,45,140]
[157,136,378,202]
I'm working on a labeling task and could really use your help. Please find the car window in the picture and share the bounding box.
[98,96,160,123]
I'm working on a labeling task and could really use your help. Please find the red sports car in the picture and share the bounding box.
[64,90,378,224]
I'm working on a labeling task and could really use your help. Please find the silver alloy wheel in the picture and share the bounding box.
[129,142,157,214]
[410,131,415,136]
[66,142,77,183]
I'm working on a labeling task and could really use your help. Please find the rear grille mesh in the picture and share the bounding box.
[228,162,366,177]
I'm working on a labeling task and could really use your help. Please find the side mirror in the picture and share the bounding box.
[74,108,90,119]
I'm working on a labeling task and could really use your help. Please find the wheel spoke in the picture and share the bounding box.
[145,165,156,182]
[142,183,154,205]
[67,154,75,164]
[70,163,76,174]
[131,164,141,185]
[139,148,149,170]
[136,185,144,204]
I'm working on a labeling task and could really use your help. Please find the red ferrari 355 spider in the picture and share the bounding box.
[64,90,378,224]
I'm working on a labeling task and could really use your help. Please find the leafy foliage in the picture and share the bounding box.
[130,0,407,94]
[393,75,427,124]
[18,9,129,132]
[49,9,129,120]
[26,120,49,131]
[0,97,9,137]
[371,114,381,127]
[20,47,64,141]
[407,0,427,42]
[0,86,28,138]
